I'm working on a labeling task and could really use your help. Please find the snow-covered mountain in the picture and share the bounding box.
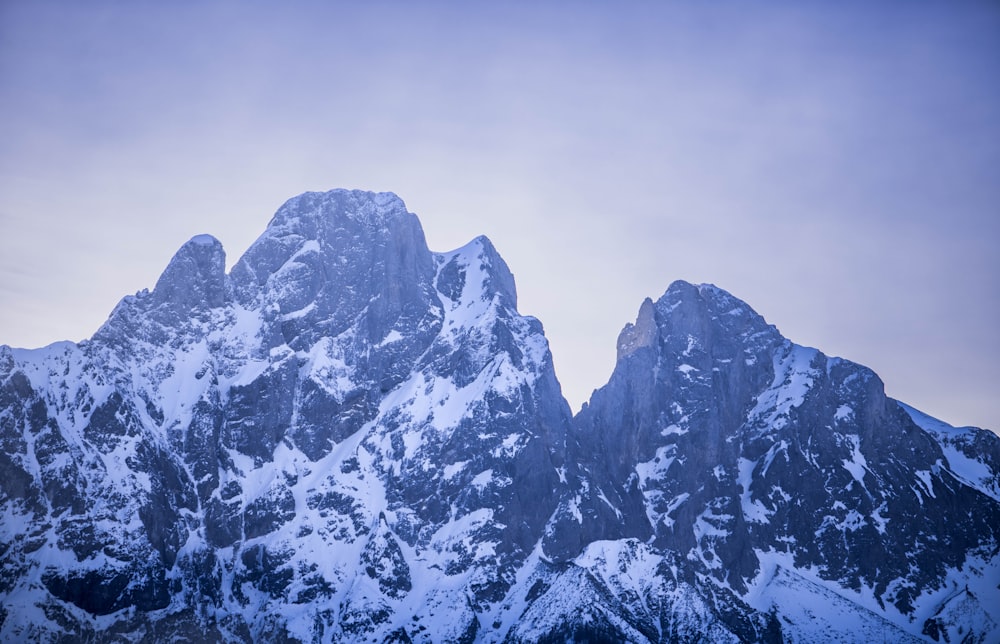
[564,282,1000,643]
[1,189,997,642]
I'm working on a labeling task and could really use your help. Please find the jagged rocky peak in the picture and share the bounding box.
[2,188,998,643]
[229,189,440,343]
[574,278,1000,638]
[150,233,227,311]
[437,234,519,313]
[649,280,780,356]
[584,280,783,445]
[93,232,229,348]
[609,280,783,384]
[0,187,580,641]
[616,297,657,359]
[472,234,518,308]
[97,189,445,352]
[569,281,786,551]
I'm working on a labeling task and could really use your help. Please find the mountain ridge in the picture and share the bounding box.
[1,188,996,642]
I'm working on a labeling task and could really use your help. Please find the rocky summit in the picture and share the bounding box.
[1,189,997,643]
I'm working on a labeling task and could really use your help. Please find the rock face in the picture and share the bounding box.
[564,282,1000,643]
[1,189,997,643]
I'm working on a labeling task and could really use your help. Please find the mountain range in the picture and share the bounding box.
[2,189,997,642]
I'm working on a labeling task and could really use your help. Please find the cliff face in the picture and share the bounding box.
[568,281,999,642]
[1,190,997,643]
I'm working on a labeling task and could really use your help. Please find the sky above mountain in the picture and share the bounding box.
[1,1,998,431]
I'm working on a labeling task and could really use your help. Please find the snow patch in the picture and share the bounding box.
[738,458,772,524]
[841,434,869,490]
[746,342,820,434]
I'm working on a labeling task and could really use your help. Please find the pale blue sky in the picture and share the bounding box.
[2,1,998,430]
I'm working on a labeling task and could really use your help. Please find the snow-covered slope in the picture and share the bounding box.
[1,189,997,642]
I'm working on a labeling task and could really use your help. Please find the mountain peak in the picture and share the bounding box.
[228,189,438,349]
[154,233,226,296]
[267,189,411,233]
[616,297,657,360]
[450,234,519,310]
[3,189,997,643]
[660,279,754,315]
[186,233,221,247]
[653,280,780,354]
